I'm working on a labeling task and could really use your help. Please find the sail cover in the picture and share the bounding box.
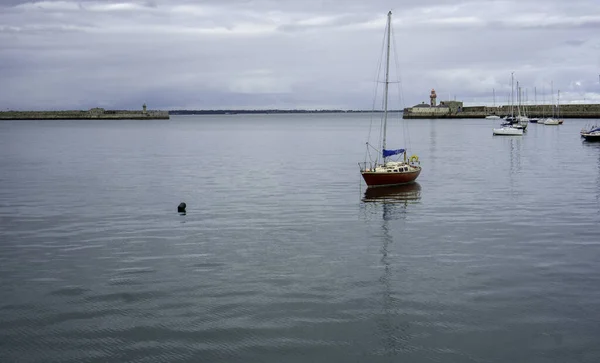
[383,148,405,157]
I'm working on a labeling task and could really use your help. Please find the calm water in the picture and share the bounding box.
[1,114,600,363]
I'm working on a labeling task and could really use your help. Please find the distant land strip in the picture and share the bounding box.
[0,107,169,120]
[168,109,394,115]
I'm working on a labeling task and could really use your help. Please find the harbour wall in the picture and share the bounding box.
[403,103,600,119]
[0,108,170,120]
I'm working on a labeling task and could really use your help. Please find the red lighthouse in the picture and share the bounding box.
[430,89,437,106]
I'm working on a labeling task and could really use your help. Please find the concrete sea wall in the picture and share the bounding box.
[403,103,600,119]
[0,108,170,120]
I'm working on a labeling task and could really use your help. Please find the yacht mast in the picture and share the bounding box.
[510,72,514,118]
[382,10,392,162]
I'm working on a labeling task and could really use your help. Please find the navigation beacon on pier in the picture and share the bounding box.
[403,89,464,118]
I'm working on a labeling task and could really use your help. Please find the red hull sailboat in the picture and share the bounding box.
[359,11,421,188]
[361,163,421,187]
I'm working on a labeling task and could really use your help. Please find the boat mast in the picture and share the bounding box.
[551,81,554,117]
[517,81,522,117]
[516,81,521,118]
[557,90,560,118]
[510,72,514,118]
[382,10,392,163]
[542,85,545,118]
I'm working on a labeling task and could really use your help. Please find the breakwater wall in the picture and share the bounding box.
[0,107,169,120]
[404,103,600,119]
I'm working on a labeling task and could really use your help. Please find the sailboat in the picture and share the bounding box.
[359,11,421,188]
[514,83,529,126]
[486,89,501,119]
[543,81,559,125]
[581,127,600,141]
[543,92,560,125]
[529,87,539,123]
[494,72,524,136]
[557,90,564,124]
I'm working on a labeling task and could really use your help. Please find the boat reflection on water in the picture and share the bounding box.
[363,182,422,203]
[583,142,600,211]
[361,182,421,221]
[361,182,422,355]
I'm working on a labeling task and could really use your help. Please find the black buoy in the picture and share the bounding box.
[177,202,186,214]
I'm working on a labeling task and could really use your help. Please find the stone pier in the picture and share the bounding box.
[0,107,170,120]
[403,103,600,119]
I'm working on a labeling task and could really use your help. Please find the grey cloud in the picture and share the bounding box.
[1,0,599,110]
[564,39,586,46]
[0,0,32,6]
[277,13,373,32]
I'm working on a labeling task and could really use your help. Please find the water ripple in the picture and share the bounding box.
[1,116,600,362]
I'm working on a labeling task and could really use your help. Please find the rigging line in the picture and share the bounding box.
[377,20,390,161]
[391,23,411,153]
[366,143,379,167]
[366,20,388,164]
[366,142,381,153]
[378,16,393,160]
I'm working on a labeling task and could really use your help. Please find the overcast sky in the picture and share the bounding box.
[1,0,600,110]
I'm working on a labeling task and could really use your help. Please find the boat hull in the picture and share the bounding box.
[361,168,421,187]
[493,127,523,136]
[582,133,600,142]
[543,118,559,125]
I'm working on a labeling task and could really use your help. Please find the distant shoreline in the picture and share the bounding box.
[168,109,400,115]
